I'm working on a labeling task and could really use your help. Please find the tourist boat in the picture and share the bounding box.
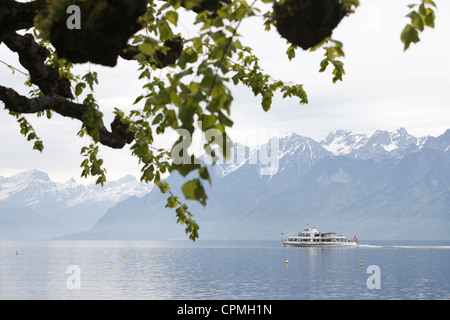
[282,226,357,247]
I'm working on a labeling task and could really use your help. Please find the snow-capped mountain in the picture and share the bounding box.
[424,129,450,151]
[0,170,153,238]
[0,170,153,209]
[270,133,331,173]
[320,127,431,159]
[214,132,332,180]
[215,127,445,178]
[321,129,368,156]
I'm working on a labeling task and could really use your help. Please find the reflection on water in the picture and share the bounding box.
[0,240,449,299]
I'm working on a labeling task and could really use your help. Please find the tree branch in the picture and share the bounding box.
[3,32,73,99]
[0,85,135,149]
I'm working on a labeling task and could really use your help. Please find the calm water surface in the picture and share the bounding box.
[0,240,449,300]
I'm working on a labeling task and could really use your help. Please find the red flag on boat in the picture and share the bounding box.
[353,235,358,243]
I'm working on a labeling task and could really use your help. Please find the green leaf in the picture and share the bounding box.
[201,114,218,130]
[171,155,201,177]
[424,10,435,28]
[331,60,345,83]
[286,45,296,60]
[319,59,329,72]
[75,83,86,96]
[139,40,158,57]
[33,140,44,152]
[142,167,155,182]
[170,90,182,107]
[133,95,144,105]
[198,166,211,184]
[177,47,198,69]
[158,20,173,40]
[82,72,98,91]
[401,24,420,51]
[407,11,424,31]
[217,111,233,127]
[181,179,207,206]
[165,11,178,26]
[424,0,437,8]
[261,94,272,112]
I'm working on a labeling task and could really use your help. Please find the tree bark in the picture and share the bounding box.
[3,32,73,98]
[0,85,135,149]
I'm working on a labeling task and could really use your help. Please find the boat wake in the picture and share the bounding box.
[358,244,450,249]
[357,244,382,248]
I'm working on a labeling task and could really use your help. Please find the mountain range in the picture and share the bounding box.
[0,171,153,239]
[1,128,449,240]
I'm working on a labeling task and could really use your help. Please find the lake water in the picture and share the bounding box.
[0,240,449,300]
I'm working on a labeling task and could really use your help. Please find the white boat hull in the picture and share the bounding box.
[282,226,358,247]
[282,240,357,247]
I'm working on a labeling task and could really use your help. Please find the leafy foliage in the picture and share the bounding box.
[8,111,45,153]
[401,0,436,51]
[313,39,346,83]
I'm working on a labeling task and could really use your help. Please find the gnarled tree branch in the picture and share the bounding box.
[3,32,73,98]
[0,0,185,152]
[0,85,134,149]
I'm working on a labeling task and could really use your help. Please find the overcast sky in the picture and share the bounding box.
[0,0,449,182]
